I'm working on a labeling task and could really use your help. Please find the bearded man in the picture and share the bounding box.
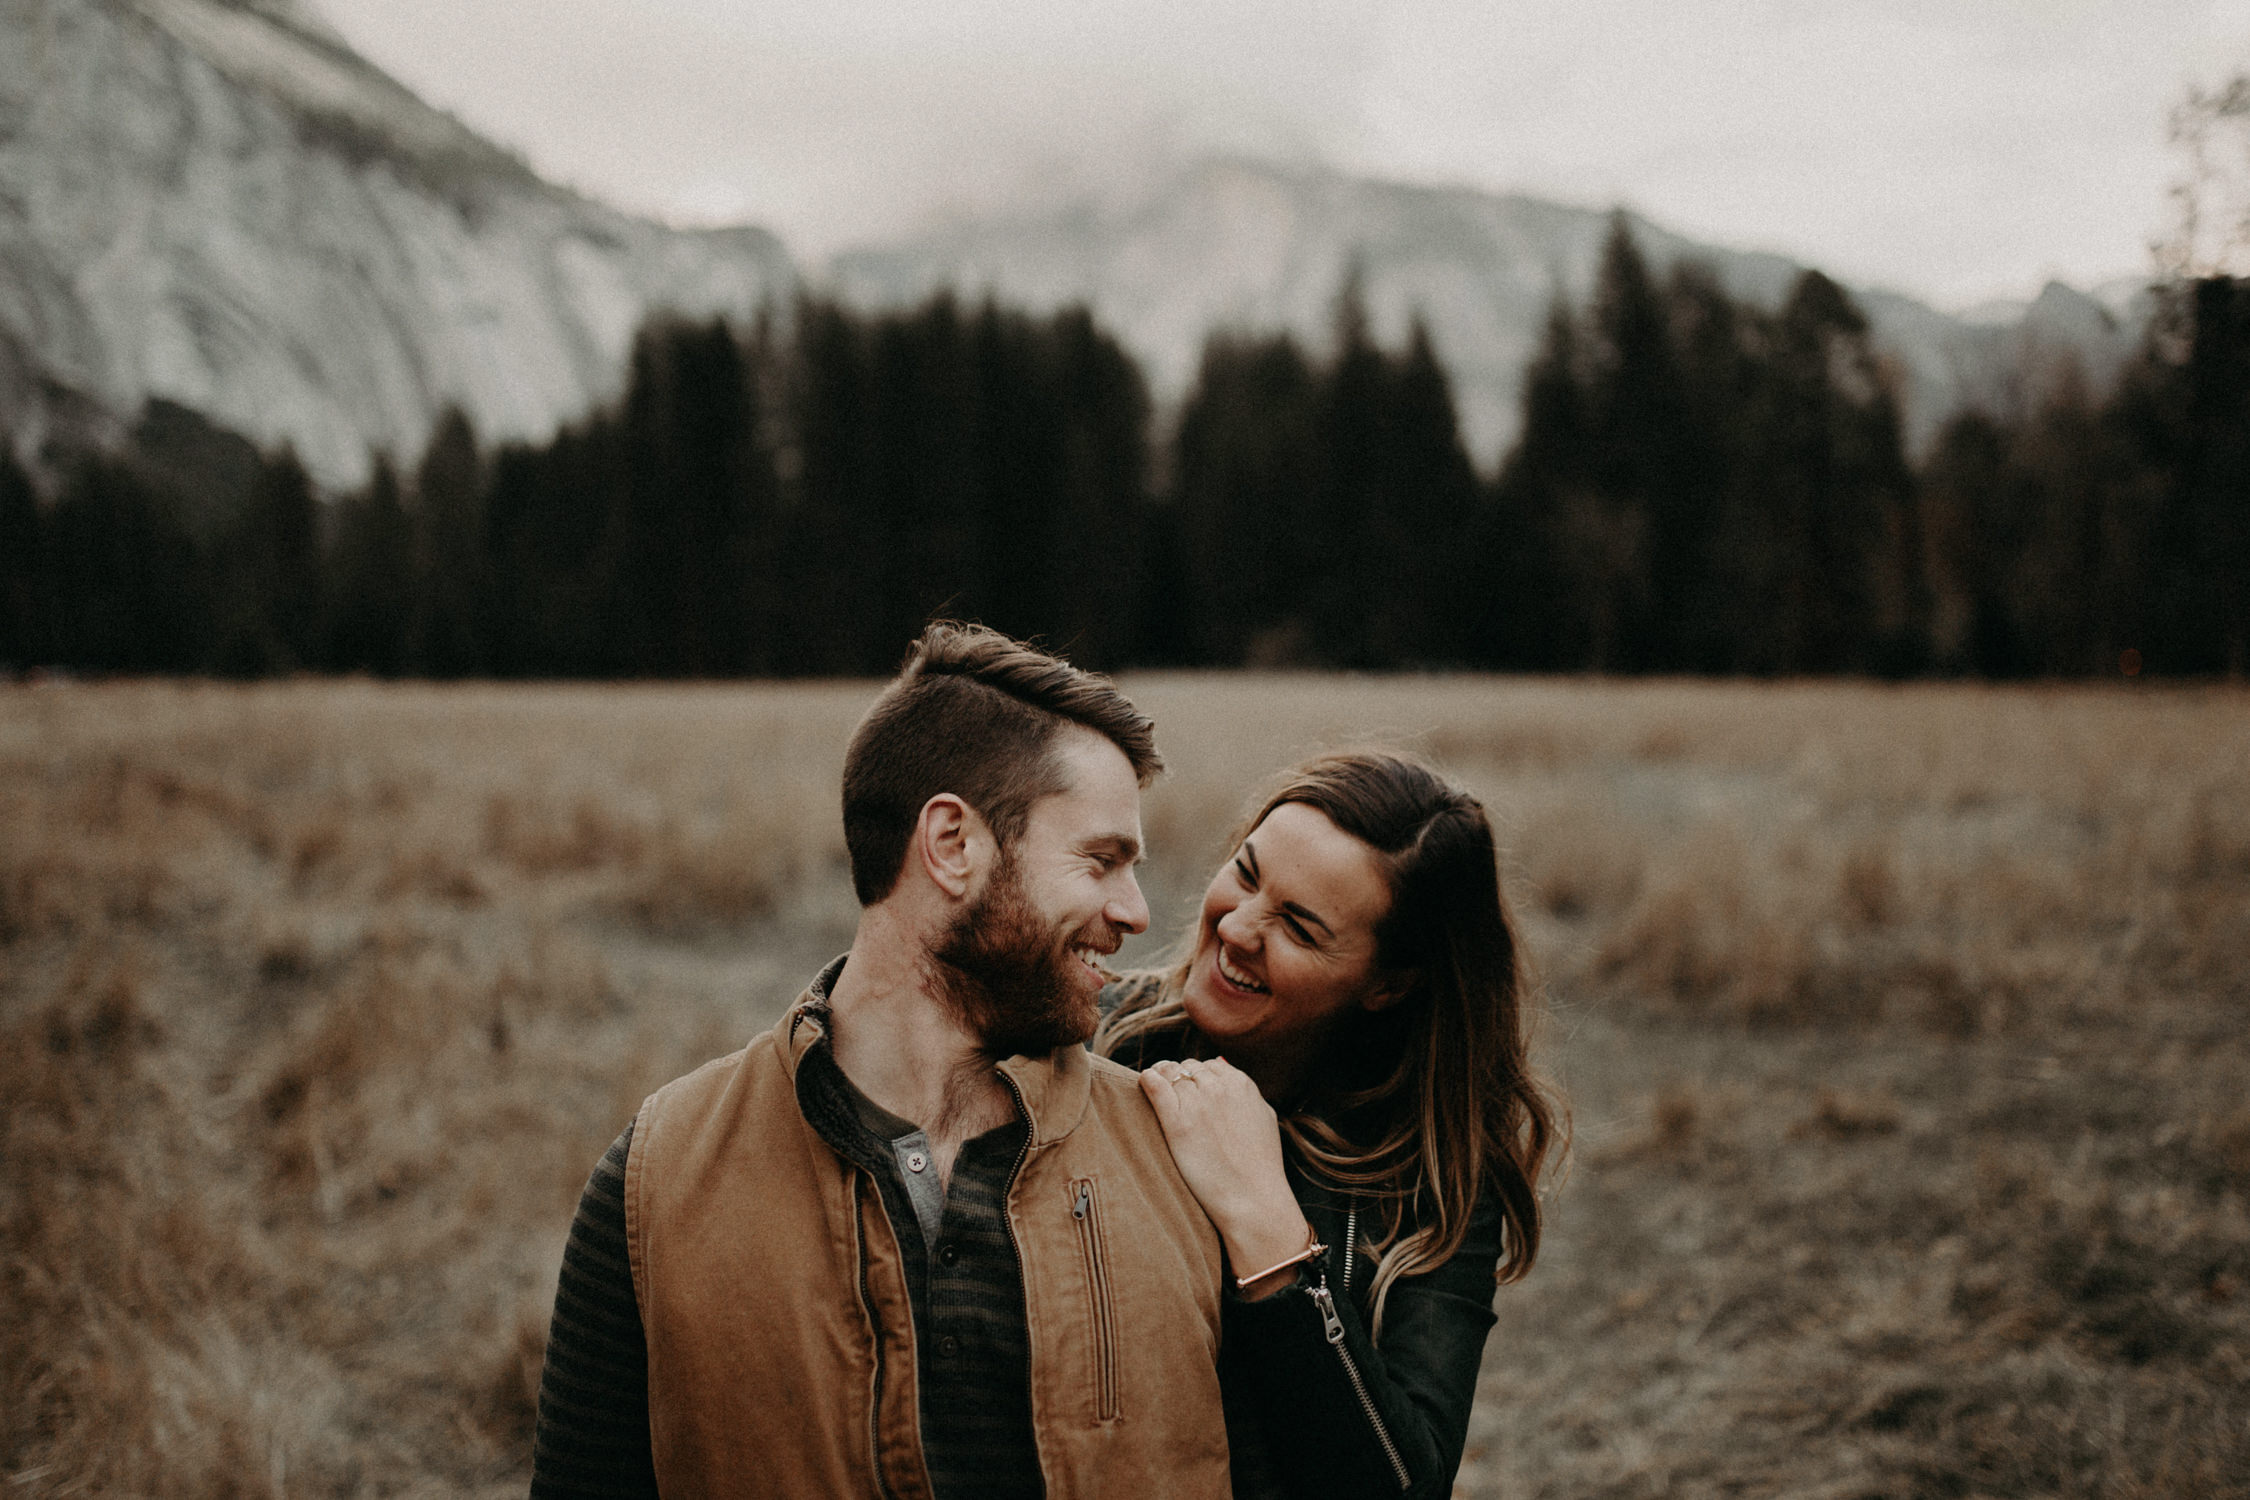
[530,623,1231,1499]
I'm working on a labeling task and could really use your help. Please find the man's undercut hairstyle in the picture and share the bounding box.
[841,623,1163,906]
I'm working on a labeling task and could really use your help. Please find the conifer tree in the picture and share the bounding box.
[963,298,1050,647]
[2176,276,2250,672]
[1585,216,1686,669]
[1166,331,1323,664]
[409,407,485,677]
[779,296,882,675]
[1917,411,2022,675]
[481,425,629,677]
[1362,317,1478,665]
[1060,305,1156,666]
[1478,297,1594,670]
[616,318,770,676]
[864,295,982,667]
[229,445,321,673]
[1727,270,1914,672]
[42,457,208,672]
[1308,267,1391,663]
[983,304,1150,669]
[324,455,414,675]
[0,450,40,667]
[1657,263,1753,671]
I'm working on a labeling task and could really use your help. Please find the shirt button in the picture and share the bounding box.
[906,1152,927,1173]
[938,1243,959,1267]
[939,1335,959,1357]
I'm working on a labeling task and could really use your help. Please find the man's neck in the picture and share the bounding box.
[827,912,1019,1183]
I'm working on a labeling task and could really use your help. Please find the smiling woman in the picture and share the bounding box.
[1176,800,1409,1084]
[1097,750,1563,1500]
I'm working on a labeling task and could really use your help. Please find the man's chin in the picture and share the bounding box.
[1058,986,1101,1045]
[981,988,1098,1058]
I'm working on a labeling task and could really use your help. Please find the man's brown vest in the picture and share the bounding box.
[624,993,1232,1498]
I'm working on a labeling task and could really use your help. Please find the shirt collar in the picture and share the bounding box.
[781,952,1091,1148]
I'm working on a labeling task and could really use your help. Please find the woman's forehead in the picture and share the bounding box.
[1246,802,1391,928]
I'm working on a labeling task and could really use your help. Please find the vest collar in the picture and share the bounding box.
[783,953,1092,1146]
[780,953,850,1073]
[996,1038,1091,1148]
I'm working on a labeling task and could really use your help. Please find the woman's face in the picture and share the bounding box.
[1181,801,1399,1057]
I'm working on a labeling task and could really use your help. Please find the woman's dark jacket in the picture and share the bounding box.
[1100,985,1504,1500]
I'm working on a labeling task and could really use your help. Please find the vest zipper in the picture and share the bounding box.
[995,1071,1041,1462]
[1069,1178,1120,1419]
[1342,1201,1357,1292]
[1307,1267,1410,1492]
[851,1178,902,1500]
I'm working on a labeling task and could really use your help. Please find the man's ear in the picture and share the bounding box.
[1360,971,1416,1014]
[912,794,989,900]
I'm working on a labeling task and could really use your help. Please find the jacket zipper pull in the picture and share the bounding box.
[1307,1280,1347,1345]
[1073,1184,1090,1220]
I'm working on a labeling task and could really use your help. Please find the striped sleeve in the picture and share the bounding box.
[531,1123,659,1500]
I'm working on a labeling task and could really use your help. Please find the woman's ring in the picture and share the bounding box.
[1179,1062,1203,1082]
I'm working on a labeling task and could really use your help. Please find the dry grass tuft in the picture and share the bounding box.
[1794,1086,1903,1140]
[1646,1086,1704,1158]
[483,792,649,876]
[612,823,792,936]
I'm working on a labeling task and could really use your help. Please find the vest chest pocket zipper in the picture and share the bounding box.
[1069,1177,1120,1420]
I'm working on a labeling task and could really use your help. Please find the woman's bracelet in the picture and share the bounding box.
[1234,1226,1325,1291]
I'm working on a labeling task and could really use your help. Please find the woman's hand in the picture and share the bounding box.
[1141,1058,1314,1298]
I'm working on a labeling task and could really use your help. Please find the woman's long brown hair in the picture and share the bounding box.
[1099,751,1564,1333]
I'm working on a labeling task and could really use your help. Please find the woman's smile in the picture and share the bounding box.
[1213,945,1269,995]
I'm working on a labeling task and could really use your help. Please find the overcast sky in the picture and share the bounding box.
[314,0,2250,310]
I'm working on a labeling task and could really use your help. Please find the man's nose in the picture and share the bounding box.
[1109,870,1150,936]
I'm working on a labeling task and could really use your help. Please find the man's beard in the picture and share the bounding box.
[931,853,1105,1057]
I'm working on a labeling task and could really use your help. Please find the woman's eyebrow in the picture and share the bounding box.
[1241,840,1333,937]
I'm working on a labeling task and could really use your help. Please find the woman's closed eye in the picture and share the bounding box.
[1233,859,1321,947]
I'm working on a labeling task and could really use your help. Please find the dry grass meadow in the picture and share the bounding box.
[3,674,2246,1498]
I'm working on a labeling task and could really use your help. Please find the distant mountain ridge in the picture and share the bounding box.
[830,157,2151,465]
[0,2,2148,489]
[0,0,793,486]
